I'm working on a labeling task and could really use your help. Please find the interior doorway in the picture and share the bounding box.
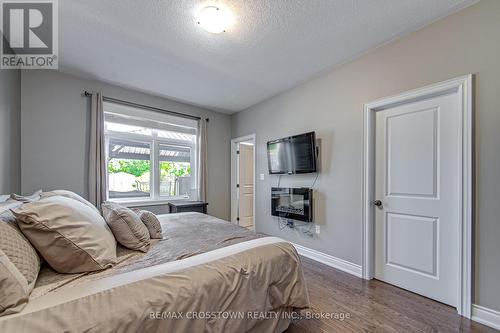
[231,134,256,230]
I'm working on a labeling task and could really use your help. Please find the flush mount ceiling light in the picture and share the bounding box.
[196,6,232,33]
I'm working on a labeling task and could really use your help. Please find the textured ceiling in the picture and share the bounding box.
[59,0,477,113]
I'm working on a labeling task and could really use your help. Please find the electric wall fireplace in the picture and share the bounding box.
[271,187,313,222]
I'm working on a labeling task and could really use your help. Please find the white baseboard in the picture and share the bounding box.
[472,304,500,330]
[293,243,500,331]
[292,243,362,278]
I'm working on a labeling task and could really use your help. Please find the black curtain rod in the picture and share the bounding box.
[83,91,206,121]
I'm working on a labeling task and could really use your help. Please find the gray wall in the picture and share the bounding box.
[232,0,500,311]
[0,70,21,194]
[21,70,232,220]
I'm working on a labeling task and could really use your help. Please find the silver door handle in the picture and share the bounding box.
[373,200,382,207]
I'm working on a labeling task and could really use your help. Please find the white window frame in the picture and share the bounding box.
[104,114,198,205]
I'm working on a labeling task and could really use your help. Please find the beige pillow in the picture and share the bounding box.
[102,202,151,252]
[41,190,100,215]
[13,196,117,273]
[133,209,163,239]
[0,250,30,316]
[0,221,41,287]
[0,217,41,316]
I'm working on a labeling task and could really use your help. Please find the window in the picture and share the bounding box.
[104,101,198,202]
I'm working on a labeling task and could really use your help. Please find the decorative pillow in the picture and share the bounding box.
[9,189,42,203]
[41,190,100,215]
[0,250,30,316]
[0,213,41,316]
[132,209,163,239]
[12,196,117,273]
[102,202,151,252]
[0,222,41,287]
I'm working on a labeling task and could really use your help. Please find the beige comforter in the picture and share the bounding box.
[0,213,309,333]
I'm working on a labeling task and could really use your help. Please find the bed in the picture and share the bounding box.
[0,212,310,333]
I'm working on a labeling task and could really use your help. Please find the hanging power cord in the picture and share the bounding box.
[276,170,318,234]
[300,221,315,235]
[304,171,320,235]
[276,175,285,230]
[310,172,319,189]
[278,216,288,230]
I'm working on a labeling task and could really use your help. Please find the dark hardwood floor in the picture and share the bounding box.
[285,256,497,333]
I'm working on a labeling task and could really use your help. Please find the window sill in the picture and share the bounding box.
[109,198,190,208]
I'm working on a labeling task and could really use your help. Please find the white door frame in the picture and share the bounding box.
[231,134,256,229]
[361,75,473,318]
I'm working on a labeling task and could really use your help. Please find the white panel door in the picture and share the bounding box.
[374,93,460,306]
[238,144,254,229]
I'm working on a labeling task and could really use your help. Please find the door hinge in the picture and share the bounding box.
[236,184,240,188]
[236,150,240,154]
[237,217,240,221]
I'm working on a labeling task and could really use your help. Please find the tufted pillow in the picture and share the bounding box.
[0,222,41,287]
[0,249,30,316]
[0,205,41,316]
[132,209,163,239]
[41,190,100,215]
[102,202,151,252]
[12,196,117,273]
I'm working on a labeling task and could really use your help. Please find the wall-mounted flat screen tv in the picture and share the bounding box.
[267,131,317,174]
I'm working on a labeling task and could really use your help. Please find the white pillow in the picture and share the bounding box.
[0,200,23,224]
[9,190,42,203]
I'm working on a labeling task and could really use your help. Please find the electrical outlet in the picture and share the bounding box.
[260,173,265,180]
[315,225,320,234]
